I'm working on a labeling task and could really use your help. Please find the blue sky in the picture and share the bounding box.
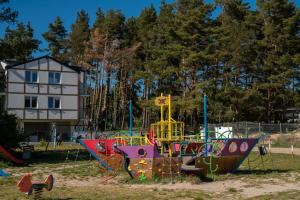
[0,0,299,56]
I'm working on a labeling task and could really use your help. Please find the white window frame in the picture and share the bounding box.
[24,96,38,109]
[25,70,38,83]
[48,72,61,84]
[48,96,61,109]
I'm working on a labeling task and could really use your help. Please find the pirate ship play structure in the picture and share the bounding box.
[79,94,259,180]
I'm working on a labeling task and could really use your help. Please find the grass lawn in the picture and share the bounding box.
[0,148,300,200]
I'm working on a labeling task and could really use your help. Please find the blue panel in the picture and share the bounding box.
[25,71,31,82]
[55,73,61,84]
[32,72,37,82]
[48,97,53,108]
[49,72,55,84]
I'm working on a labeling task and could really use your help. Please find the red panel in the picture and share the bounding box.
[81,139,116,156]
[0,145,23,164]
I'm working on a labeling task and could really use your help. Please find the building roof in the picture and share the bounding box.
[5,55,83,73]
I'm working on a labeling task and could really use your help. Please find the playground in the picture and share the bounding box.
[0,0,299,198]
[0,95,300,200]
[0,148,300,200]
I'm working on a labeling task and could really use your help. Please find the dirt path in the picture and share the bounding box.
[55,172,300,199]
[253,147,300,155]
[269,147,300,155]
[241,182,300,198]
[129,178,300,198]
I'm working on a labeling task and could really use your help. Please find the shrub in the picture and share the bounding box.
[0,112,23,148]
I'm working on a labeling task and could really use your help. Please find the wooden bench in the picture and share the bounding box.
[20,145,34,152]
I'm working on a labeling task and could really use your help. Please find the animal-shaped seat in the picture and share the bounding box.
[17,174,54,199]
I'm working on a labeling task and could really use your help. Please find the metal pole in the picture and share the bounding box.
[204,94,207,156]
[280,123,282,134]
[168,95,172,141]
[130,98,133,136]
[168,95,172,157]
[160,93,164,139]
[245,121,248,138]
[52,122,56,149]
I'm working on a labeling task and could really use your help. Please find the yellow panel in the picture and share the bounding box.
[155,96,169,106]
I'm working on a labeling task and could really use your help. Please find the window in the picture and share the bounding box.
[24,96,38,108]
[48,97,60,109]
[25,71,38,83]
[49,72,61,84]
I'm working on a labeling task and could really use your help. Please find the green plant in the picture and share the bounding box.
[228,187,237,192]
[39,139,46,147]
[0,112,24,148]
[139,172,147,182]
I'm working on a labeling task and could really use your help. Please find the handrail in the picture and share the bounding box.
[151,120,184,142]
[114,135,150,146]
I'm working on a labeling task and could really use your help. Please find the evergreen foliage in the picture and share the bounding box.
[43,16,69,62]
[70,10,90,65]
[1,22,39,61]
[0,112,23,148]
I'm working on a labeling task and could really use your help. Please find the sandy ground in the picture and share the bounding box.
[269,147,300,155]
[253,147,300,155]
[54,173,300,199]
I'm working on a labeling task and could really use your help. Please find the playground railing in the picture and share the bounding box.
[183,135,204,142]
[151,120,184,142]
[114,135,150,146]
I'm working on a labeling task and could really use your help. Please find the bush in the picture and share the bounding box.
[39,139,46,147]
[0,112,23,148]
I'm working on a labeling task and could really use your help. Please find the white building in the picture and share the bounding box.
[2,56,83,141]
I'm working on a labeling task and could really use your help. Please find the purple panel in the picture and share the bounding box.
[116,145,162,158]
[220,138,258,156]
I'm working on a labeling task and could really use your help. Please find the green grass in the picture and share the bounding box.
[0,149,300,199]
[0,184,210,200]
[34,143,84,151]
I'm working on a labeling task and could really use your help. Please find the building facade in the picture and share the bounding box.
[4,56,82,141]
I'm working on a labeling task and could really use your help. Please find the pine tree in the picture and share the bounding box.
[92,8,105,32]
[70,10,90,64]
[135,4,157,129]
[256,0,300,122]
[43,16,69,62]
[0,0,17,23]
[171,0,214,126]
[210,0,260,122]
[2,22,39,61]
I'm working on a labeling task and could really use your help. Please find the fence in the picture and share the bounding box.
[207,121,300,149]
[24,121,300,148]
[208,121,300,136]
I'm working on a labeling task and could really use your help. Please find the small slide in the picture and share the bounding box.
[0,168,9,177]
[0,145,23,164]
[78,140,112,171]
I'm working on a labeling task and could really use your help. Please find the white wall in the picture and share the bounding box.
[8,69,25,82]
[25,84,38,93]
[48,60,61,71]
[39,71,48,84]
[8,93,24,108]
[8,83,24,93]
[61,96,78,110]
[6,57,80,121]
[62,86,78,95]
[39,58,48,70]
[61,72,78,85]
